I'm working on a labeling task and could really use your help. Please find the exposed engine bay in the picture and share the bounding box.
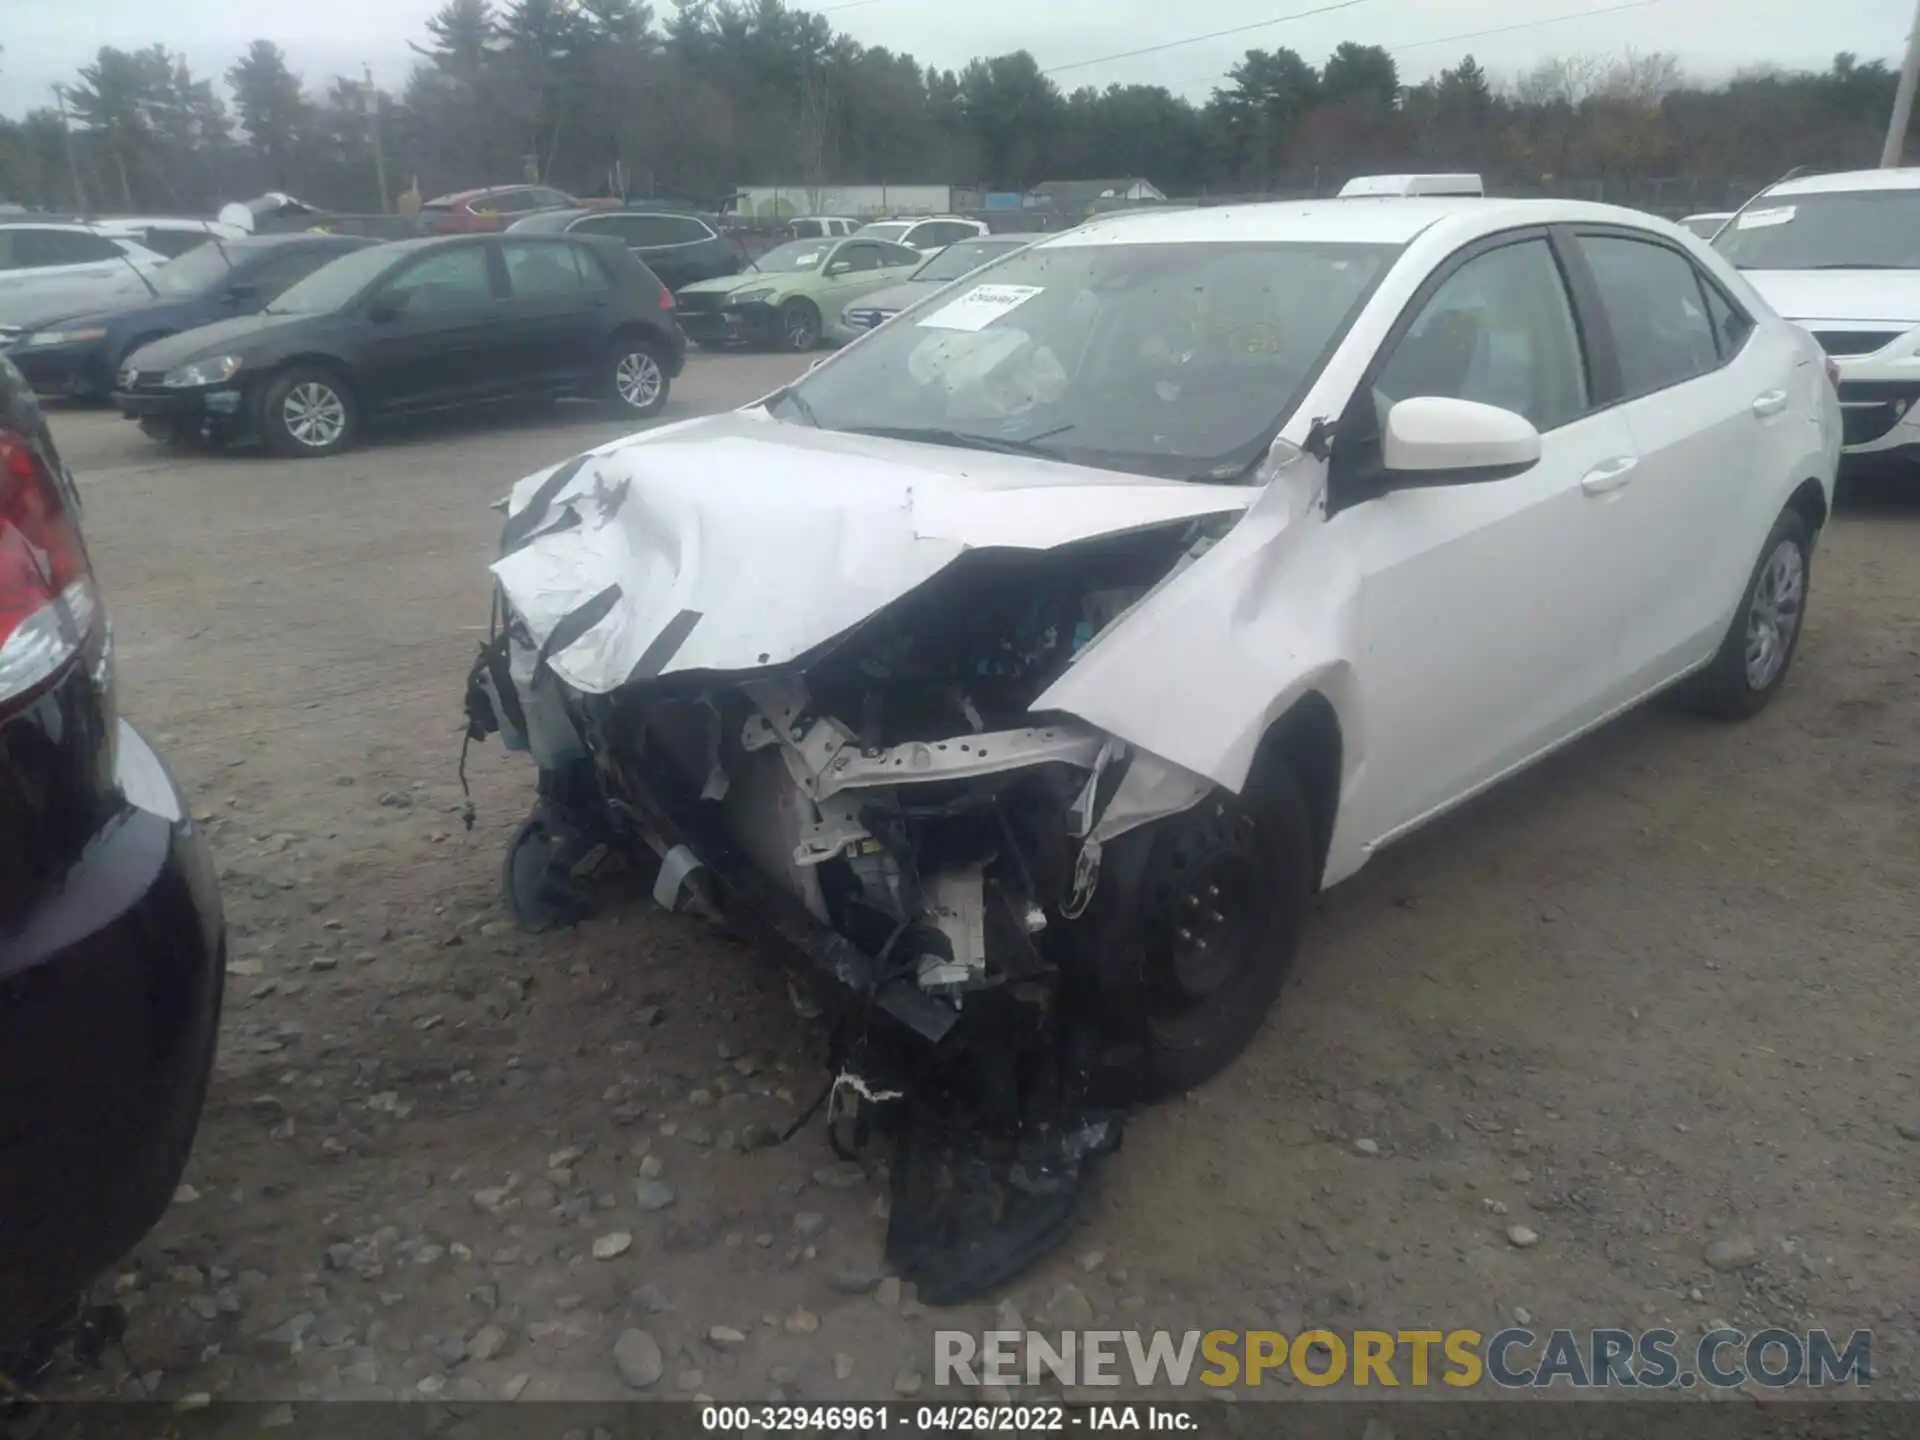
[463,429,1278,1302]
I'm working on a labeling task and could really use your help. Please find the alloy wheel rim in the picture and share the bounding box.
[284,382,346,448]
[616,352,661,409]
[1744,539,1804,691]
[787,310,816,348]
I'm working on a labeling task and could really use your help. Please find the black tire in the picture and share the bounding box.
[777,298,821,353]
[604,338,671,419]
[259,365,358,458]
[1676,508,1811,720]
[1131,766,1313,1099]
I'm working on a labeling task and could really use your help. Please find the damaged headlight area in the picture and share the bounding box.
[465,523,1268,1303]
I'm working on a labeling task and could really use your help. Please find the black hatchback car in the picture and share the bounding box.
[0,355,225,1365]
[114,233,687,457]
[2,233,369,403]
[504,208,746,293]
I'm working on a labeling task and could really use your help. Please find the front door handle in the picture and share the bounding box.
[1752,389,1790,418]
[1579,456,1638,496]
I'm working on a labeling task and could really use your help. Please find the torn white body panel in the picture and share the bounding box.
[489,413,1257,694]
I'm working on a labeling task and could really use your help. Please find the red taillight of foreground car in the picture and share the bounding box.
[1825,357,1842,390]
[0,428,97,706]
[659,285,675,312]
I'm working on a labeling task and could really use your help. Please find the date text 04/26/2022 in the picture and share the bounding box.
[700,1405,1192,1431]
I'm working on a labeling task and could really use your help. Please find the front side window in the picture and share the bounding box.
[770,238,1394,481]
[381,246,494,312]
[1713,188,1920,271]
[1578,234,1721,397]
[1373,238,1589,433]
[749,239,836,274]
[856,221,912,244]
[139,227,213,259]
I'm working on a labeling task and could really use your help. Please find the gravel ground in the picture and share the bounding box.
[33,356,1920,1407]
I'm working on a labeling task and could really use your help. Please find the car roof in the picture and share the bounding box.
[1030,196,1685,250]
[1765,167,1920,197]
[428,184,555,207]
[0,219,131,234]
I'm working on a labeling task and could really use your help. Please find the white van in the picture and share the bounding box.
[1337,173,1484,198]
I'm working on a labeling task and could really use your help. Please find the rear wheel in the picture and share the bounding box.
[1131,768,1313,1098]
[777,298,821,352]
[259,366,358,458]
[1677,508,1811,719]
[604,338,670,419]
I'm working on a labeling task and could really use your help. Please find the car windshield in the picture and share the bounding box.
[267,244,401,313]
[856,222,912,243]
[149,241,238,297]
[751,239,836,273]
[770,238,1395,482]
[1713,189,1920,269]
[913,239,1026,283]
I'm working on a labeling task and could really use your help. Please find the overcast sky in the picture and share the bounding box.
[1,0,1911,117]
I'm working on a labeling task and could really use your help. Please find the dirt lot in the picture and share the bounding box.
[38,357,1920,1407]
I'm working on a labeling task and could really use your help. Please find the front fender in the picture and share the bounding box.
[1035,459,1370,881]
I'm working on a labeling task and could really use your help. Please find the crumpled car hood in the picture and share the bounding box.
[490,411,1257,694]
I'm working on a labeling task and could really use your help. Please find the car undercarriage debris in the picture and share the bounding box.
[467,482,1243,1301]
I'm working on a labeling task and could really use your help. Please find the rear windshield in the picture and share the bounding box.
[1714,189,1920,270]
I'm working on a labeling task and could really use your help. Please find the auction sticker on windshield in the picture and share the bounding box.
[1736,206,1796,230]
[919,284,1045,332]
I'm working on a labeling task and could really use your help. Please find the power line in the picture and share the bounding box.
[1042,0,1372,76]
[1156,0,1675,94]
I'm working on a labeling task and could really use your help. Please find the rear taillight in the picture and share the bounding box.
[1824,357,1842,389]
[0,428,97,705]
[659,286,675,311]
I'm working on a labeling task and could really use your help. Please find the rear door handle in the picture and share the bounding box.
[1752,390,1789,418]
[1579,457,1638,496]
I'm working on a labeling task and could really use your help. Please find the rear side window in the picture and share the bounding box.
[655,216,712,245]
[1576,234,1722,397]
[1701,280,1754,359]
[1374,238,1590,433]
[6,228,124,266]
[503,241,599,296]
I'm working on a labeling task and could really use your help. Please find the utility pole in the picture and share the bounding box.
[1883,0,1920,166]
[365,64,391,212]
[51,84,88,212]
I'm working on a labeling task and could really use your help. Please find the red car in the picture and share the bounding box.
[420,185,615,234]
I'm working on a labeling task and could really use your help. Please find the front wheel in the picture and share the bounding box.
[1128,768,1313,1099]
[777,299,821,353]
[1677,508,1811,719]
[259,367,358,458]
[604,339,670,419]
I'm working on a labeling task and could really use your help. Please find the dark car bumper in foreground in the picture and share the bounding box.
[0,721,226,1349]
[676,300,782,347]
[113,377,246,435]
[8,340,114,401]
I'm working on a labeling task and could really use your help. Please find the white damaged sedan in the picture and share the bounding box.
[464,198,1840,1301]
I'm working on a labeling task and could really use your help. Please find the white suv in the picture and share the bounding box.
[0,222,167,302]
[854,216,989,251]
[1713,167,1920,458]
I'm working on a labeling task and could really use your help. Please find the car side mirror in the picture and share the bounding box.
[368,293,407,324]
[824,261,852,277]
[222,280,259,306]
[1382,396,1540,487]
